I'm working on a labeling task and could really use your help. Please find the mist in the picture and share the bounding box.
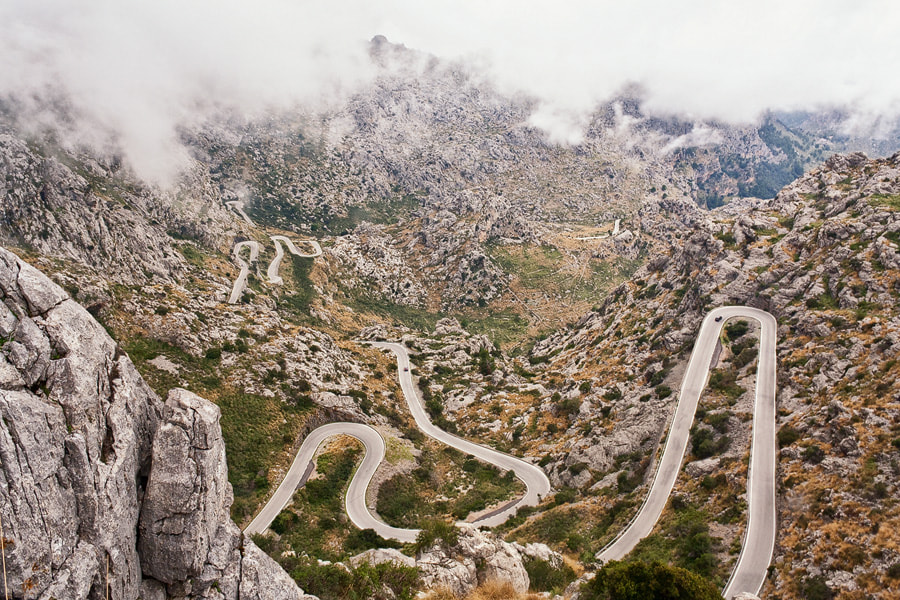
[3,0,899,184]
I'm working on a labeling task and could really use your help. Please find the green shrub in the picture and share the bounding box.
[691,426,730,459]
[704,411,731,434]
[778,425,801,447]
[802,444,825,464]
[647,368,671,387]
[673,508,718,577]
[603,387,623,401]
[732,343,757,369]
[700,474,726,490]
[344,528,401,554]
[525,558,576,594]
[715,231,737,247]
[887,562,900,579]
[568,462,588,475]
[559,397,581,417]
[291,559,419,600]
[553,488,577,506]
[582,560,721,600]
[617,471,641,494]
[797,575,835,600]
[376,474,423,528]
[526,508,579,546]
[724,320,749,340]
[412,519,459,553]
[708,369,745,400]
[476,348,495,375]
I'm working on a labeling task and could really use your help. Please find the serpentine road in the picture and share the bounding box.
[225,200,254,226]
[266,235,323,285]
[596,306,776,600]
[243,308,775,599]
[226,241,259,304]
[244,423,419,542]
[244,342,552,539]
[368,342,552,526]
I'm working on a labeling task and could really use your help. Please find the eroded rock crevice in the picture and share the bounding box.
[0,247,310,600]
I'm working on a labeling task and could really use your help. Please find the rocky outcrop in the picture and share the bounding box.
[346,525,537,596]
[139,389,232,583]
[0,246,311,599]
[0,135,236,285]
[414,525,530,596]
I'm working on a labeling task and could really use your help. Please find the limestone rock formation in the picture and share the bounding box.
[0,246,311,599]
[414,525,530,596]
[139,389,232,583]
[0,135,236,285]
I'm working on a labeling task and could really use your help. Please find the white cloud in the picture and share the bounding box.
[527,105,587,146]
[661,125,725,155]
[2,0,899,183]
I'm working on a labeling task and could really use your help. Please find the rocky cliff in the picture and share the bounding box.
[0,133,239,285]
[0,246,311,599]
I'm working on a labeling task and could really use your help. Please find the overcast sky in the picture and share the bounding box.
[2,0,898,183]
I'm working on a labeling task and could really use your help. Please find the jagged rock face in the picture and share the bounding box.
[139,389,232,584]
[0,246,310,600]
[0,135,235,285]
[414,525,530,596]
[0,245,159,599]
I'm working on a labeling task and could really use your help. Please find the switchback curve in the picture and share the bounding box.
[244,422,419,542]
[227,240,260,304]
[367,342,552,526]
[596,306,776,600]
[267,235,323,285]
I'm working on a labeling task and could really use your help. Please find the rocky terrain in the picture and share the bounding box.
[0,246,311,599]
[508,152,900,598]
[2,34,900,600]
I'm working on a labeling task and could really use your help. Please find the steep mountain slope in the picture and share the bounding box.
[2,34,900,600]
[0,246,309,599]
[516,152,900,598]
[0,132,238,283]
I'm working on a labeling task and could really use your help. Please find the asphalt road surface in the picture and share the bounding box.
[596,306,776,600]
[225,200,254,226]
[267,235,323,285]
[226,240,259,304]
[243,422,419,542]
[243,308,774,597]
[368,341,552,526]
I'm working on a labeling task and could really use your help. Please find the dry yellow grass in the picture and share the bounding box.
[421,587,457,600]
[420,580,547,600]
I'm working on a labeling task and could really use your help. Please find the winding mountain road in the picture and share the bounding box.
[596,306,776,600]
[244,423,419,542]
[226,240,259,304]
[367,342,552,526]
[243,307,775,599]
[266,235,323,285]
[225,200,254,226]
[244,340,552,540]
